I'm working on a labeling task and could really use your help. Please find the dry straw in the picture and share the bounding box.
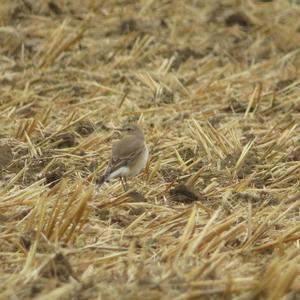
[0,0,300,299]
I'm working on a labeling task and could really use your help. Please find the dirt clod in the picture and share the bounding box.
[40,252,76,282]
[128,190,147,202]
[225,12,253,28]
[170,184,200,203]
[0,144,13,170]
[52,132,76,149]
[120,19,138,34]
[275,78,296,91]
[48,1,62,15]
[45,168,64,188]
[75,120,95,136]
[129,207,145,215]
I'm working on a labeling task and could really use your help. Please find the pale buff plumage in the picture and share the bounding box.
[101,124,148,191]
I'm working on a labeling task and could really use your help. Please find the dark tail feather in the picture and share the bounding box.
[95,175,105,185]
[95,166,111,186]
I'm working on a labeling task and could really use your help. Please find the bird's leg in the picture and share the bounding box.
[120,177,127,192]
[124,177,128,191]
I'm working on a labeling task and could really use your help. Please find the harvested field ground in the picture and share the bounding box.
[1,0,300,299]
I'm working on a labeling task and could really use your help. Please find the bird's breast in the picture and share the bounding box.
[128,145,149,176]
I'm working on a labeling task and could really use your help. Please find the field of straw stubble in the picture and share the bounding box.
[0,0,300,299]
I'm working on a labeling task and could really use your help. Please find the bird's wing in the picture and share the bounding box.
[104,136,144,178]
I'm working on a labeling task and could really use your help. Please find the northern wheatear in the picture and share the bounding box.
[100,124,148,191]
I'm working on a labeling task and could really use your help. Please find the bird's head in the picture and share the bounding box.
[116,124,144,139]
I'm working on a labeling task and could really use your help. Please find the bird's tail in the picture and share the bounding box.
[96,165,111,185]
[95,175,105,185]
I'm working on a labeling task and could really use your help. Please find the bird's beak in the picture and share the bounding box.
[113,127,124,133]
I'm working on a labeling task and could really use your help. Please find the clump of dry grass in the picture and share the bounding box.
[1,0,300,299]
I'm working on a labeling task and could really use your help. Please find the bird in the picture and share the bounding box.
[99,124,148,191]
